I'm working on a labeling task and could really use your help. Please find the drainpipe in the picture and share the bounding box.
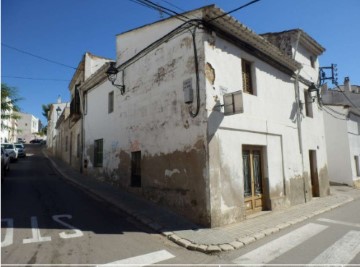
[293,30,307,203]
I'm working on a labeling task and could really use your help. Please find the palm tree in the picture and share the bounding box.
[41,103,52,120]
[1,83,22,132]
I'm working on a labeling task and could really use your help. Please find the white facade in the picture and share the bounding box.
[1,97,18,143]
[81,6,330,227]
[16,112,40,142]
[323,105,360,188]
[47,102,69,154]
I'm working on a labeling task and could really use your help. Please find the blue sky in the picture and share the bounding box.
[2,0,359,125]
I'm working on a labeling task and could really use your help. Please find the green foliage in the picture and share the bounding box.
[41,103,52,120]
[1,83,23,131]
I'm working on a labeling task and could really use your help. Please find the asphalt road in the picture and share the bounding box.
[218,197,360,265]
[2,144,360,266]
[1,145,214,265]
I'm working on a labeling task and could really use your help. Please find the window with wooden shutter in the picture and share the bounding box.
[242,59,253,95]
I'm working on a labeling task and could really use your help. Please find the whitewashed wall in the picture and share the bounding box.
[324,106,360,187]
[84,18,210,225]
[205,32,329,226]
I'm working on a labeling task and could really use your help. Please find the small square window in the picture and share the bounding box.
[108,91,114,113]
[242,59,254,95]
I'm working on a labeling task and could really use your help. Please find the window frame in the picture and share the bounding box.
[108,91,114,114]
[94,139,103,167]
[242,59,254,95]
[304,89,314,118]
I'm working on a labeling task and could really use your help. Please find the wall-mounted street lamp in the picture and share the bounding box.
[56,106,62,118]
[106,62,125,95]
[308,83,318,100]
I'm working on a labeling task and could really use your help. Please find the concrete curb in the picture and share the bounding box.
[43,149,357,254]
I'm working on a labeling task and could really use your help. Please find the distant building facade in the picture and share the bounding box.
[16,112,40,142]
[322,78,360,188]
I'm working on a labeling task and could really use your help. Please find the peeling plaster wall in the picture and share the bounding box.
[204,31,329,227]
[84,20,210,226]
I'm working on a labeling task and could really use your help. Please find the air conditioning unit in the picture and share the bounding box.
[223,90,244,115]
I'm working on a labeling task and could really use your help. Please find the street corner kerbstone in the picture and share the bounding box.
[206,245,222,253]
[219,244,234,251]
[276,222,291,230]
[175,239,192,248]
[196,244,208,253]
[161,231,174,237]
[253,231,266,240]
[262,227,280,236]
[168,234,181,242]
[187,243,200,251]
[229,241,244,249]
[237,236,255,245]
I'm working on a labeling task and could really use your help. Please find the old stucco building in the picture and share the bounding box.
[80,5,330,227]
[322,78,360,188]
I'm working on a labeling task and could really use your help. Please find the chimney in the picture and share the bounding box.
[57,95,62,104]
[344,77,351,92]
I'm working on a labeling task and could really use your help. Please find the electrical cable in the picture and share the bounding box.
[141,0,190,20]
[207,0,261,22]
[317,102,348,121]
[335,85,360,112]
[189,26,200,118]
[1,75,70,82]
[2,43,77,70]
[129,0,188,22]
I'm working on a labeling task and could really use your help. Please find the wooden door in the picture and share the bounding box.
[309,150,319,197]
[243,147,264,214]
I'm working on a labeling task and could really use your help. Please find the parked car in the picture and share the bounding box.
[17,138,26,144]
[14,143,26,157]
[1,147,10,181]
[1,143,18,162]
[30,139,42,144]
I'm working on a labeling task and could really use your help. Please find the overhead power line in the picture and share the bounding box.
[335,85,360,112]
[207,0,261,22]
[2,43,77,70]
[1,75,70,82]
[128,0,189,22]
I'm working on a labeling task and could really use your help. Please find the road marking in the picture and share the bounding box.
[96,250,175,267]
[309,230,360,264]
[52,215,83,239]
[1,219,14,248]
[317,218,360,228]
[233,223,328,264]
[23,216,52,244]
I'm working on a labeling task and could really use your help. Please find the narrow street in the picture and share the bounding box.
[1,145,213,265]
[2,145,360,266]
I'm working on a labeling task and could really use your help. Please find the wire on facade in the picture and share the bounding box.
[318,102,348,121]
[335,85,360,112]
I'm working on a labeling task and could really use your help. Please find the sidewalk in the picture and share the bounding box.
[43,150,360,254]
